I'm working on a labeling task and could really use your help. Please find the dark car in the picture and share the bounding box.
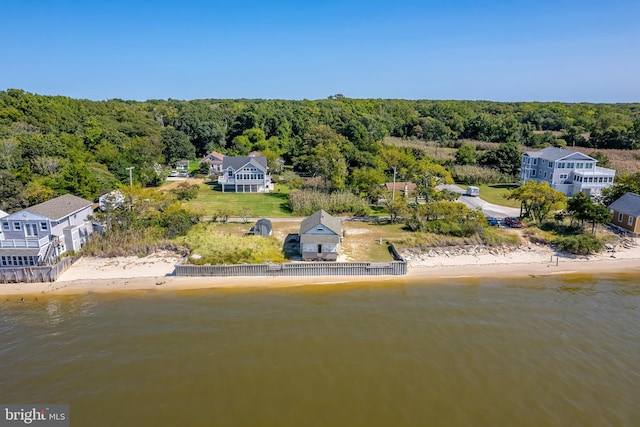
[486,216,499,226]
[504,217,523,228]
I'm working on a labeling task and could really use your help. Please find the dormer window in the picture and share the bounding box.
[316,226,324,231]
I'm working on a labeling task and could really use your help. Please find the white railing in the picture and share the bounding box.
[218,177,271,185]
[0,235,50,249]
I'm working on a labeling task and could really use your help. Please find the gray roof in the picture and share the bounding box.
[25,194,93,220]
[222,156,267,172]
[300,210,341,235]
[254,218,272,235]
[523,147,595,162]
[608,192,640,217]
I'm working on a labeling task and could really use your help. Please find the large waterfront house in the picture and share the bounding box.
[520,147,616,197]
[608,192,640,235]
[299,210,341,261]
[201,151,225,175]
[218,156,273,193]
[0,194,94,268]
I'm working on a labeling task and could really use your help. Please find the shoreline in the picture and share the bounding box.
[1,244,639,297]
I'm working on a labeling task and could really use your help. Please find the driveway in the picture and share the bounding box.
[438,184,521,219]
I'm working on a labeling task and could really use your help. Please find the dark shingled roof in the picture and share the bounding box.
[25,194,93,220]
[608,192,640,217]
[222,156,267,172]
[300,210,341,235]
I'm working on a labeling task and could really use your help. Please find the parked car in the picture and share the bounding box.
[169,170,179,177]
[178,170,189,177]
[486,216,499,226]
[504,217,523,228]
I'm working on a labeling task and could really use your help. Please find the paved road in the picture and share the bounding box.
[438,184,521,219]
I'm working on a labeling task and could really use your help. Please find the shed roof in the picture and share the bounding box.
[300,210,341,235]
[608,192,640,217]
[24,194,93,221]
[254,218,272,235]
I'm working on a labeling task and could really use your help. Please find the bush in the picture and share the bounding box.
[553,234,603,255]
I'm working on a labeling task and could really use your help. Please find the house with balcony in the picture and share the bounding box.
[218,156,273,193]
[520,147,616,197]
[0,194,94,268]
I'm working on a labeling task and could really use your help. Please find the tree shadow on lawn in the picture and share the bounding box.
[488,184,518,190]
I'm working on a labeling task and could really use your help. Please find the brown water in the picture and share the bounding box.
[2,275,640,426]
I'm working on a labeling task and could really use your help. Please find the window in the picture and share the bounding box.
[558,162,565,169]
[560,174,568,179]
[628,216,634,226]
[531,170,536,177]
[533,158,538,165]
[586,163,593,169]
[25,224,38,237]
[544,171,547,178]
[618,213,624,222]
[2,222,8,231]
[549,163,553,169]
[13,222,21,231]
[576,162,583,169]
[40,222,48,231]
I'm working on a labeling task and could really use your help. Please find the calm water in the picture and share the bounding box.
[1,275,640,427]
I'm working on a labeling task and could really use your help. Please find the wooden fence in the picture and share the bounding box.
[175,260,407,277]
[175,242,407,278]
[0,255,81,283]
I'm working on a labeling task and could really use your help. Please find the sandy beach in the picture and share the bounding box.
[1,241,639,297]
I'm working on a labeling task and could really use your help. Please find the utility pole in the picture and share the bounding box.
[126,167,135,189]
[391,166,397,204]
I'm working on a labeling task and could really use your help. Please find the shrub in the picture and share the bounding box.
[553,234,603,255]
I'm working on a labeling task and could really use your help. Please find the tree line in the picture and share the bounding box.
[1,89,639,213]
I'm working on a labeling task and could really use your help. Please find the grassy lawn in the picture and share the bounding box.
[184,182,294,217]
[458,183,521,207]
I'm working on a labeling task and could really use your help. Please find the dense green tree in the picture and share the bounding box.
[478,141,521,176]
[0,169,27,212]
[508,181,566,224]
[161,127,196,165]
[602,172,640,206]
[454,144,477,165]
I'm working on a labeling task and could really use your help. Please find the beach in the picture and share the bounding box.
[1,239,639,297]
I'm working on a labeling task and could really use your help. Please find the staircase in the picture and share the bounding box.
[41,236,59,265]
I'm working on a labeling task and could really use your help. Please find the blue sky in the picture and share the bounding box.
[2,0,639,102]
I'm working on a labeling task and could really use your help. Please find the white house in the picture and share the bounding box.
[299,210,341,261]
[0,194,94,267]
[201,151,225,175]
[218,156,273,193]
[520,147,616,196]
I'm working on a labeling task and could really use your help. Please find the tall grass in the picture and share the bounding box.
[174,223,286,265]
[451,165,514,184]
[288,190,369,216]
